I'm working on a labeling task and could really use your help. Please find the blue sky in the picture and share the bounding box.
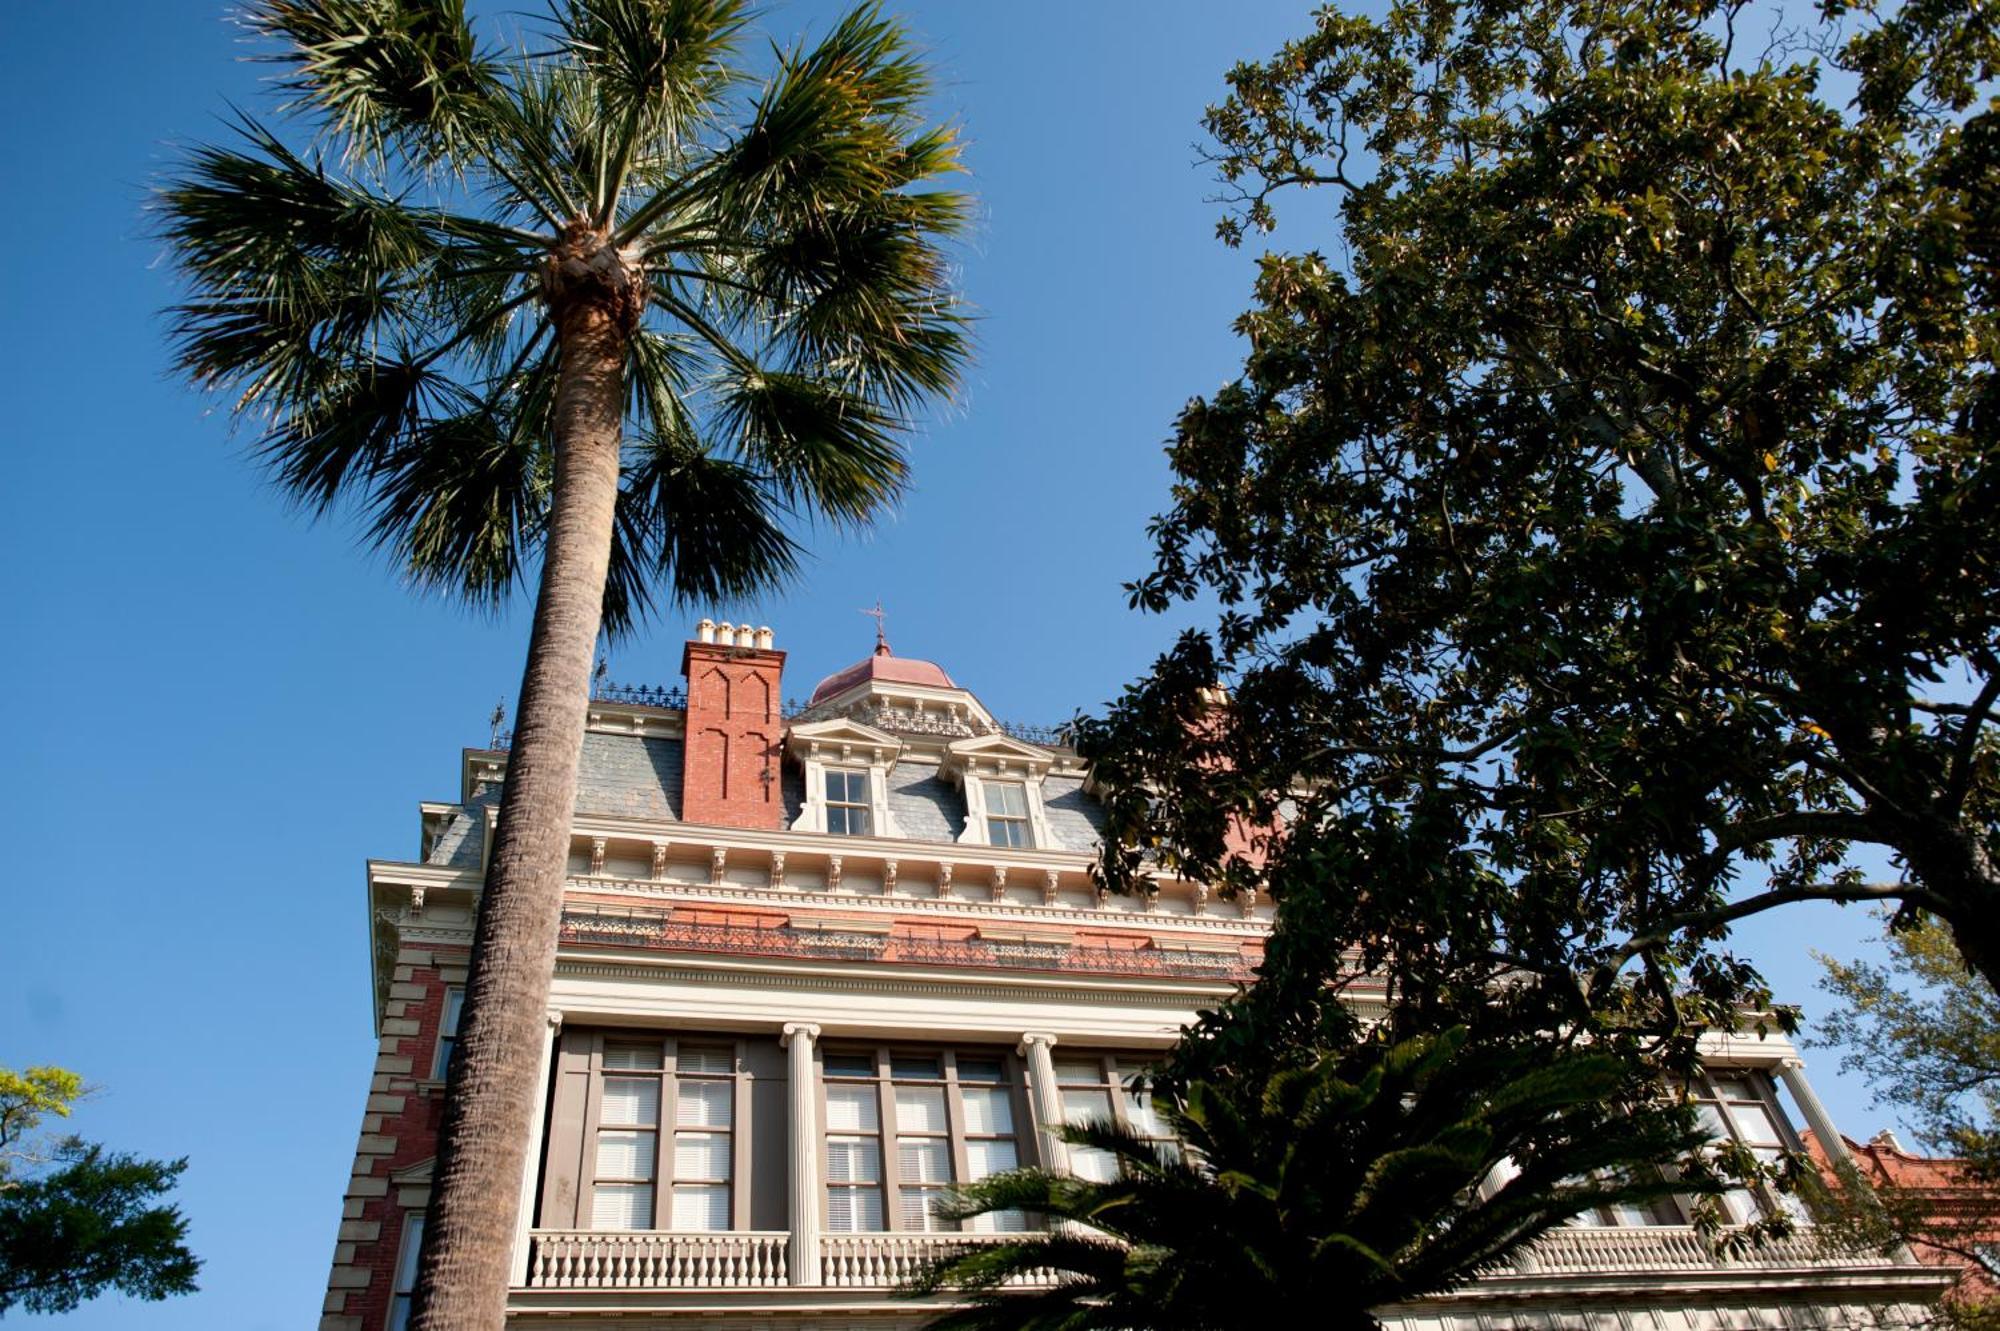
[0,3,1903,1326]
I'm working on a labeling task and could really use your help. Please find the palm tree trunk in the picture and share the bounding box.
[410,291,627,1331]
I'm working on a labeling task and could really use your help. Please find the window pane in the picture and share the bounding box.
[1052,1059,1102,1084]
[674,1132,731,1181]
[899,1186,953,1231]
[389,1296,413,1331]
[1710,1076,1758,1101]
[828,805,872,836]
[966,1138,1018,1180]
[1070,1146,1118,1182]
[592,1181,655,1230]
[961,1087,1015,1135]
[1727,1101,1785,1148]
[672,1184,731,1231]
[823,1052,876,1079]
[966,1208,1030,1234]
[987,783,1028,816]
[957,1056,1004,1083]
[596,1129,657,1180]
[899,1139,953,1184]
[677,1081,733,1128]
[394,1216,424,1292]
[827,1137,883,1183]
[892,1053,942,1080]
[602,1077,661,1126]
[987,818,1028,848]
[439,991,464,1037]
[826,1085,880,1132]
[896,1086,949,1134]
[1061,1088,1111,1126]
[678,1045,733,1075]
[1124,1089,1166,1138]
[827,1186,884,1232]
[605,1042,663,1071]
[1694,1102,1728,1141]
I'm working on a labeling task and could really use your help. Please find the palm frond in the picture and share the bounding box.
[606,428,799,637]
[716,366,905,524]
[367,402,548,604]
[250,0,499,168]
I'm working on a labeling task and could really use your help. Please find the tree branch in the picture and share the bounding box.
[1610,880,1944,973]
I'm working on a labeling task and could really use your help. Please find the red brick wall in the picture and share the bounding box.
[679,640,786,830]
[324,947,465,1331]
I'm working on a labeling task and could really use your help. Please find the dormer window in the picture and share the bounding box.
[825,770,874,836]
[983,781,1031,848]
[787,719,903,840]
[939,734,1058,851]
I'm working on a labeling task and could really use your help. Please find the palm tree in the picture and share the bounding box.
[158,2,969,1325]
[907,1027,1720,1331]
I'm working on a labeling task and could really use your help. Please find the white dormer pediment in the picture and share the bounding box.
[784,717,904,767]
[939,732,1056,782]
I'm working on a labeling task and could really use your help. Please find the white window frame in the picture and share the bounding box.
[432,988,464,1080]
[940,736,1056,850]
[979,779,1034,849]
[1689,1065,1808,1225]
[388,1213,423,1331]
[819,1046,1030,1233]
[585,1036,743,1233]
[822,767,876,837]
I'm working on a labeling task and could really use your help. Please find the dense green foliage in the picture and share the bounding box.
[0,1066,198,1316]
[1812,916,2000,1320]
[160,0,970,634]
[1078,0,2000,1049]
[911,1015,1719,1331]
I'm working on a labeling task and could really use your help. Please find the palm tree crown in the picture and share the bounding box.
[163,0,969,629]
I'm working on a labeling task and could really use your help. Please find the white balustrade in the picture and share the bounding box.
[1511,1225,1894,1275]
[526,1231,790,1289]
[819,1232,1060,1289]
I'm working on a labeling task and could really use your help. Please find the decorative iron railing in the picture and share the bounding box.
[582,679,1072,747]
[558,903,1251,981]
[526,1229,789,1289]
[590,680,687,709]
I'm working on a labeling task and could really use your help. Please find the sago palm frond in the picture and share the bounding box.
[909,1026,1724,1331]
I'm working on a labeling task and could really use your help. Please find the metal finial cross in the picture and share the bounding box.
[859,600,890,656]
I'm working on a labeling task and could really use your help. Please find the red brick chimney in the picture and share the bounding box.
[680,620,786,829]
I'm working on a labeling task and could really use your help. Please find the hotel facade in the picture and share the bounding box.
[320,624,1948,1330]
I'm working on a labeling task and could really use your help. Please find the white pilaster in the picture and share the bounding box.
[782,1022,823,1286]
[1017,1032,1069,1174]
[508,1011,562,1287]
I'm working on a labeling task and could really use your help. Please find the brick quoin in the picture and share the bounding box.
[328,951,464,1331]
[679,633,786,830]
